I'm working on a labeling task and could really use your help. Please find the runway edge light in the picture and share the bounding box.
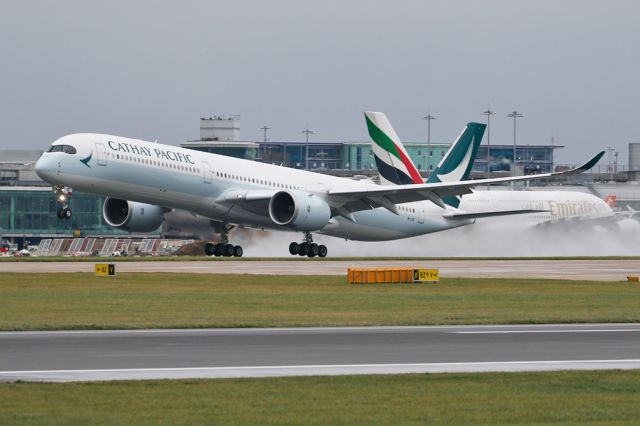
[95,263,116,277]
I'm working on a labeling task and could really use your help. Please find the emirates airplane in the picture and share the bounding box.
[34,112,604,257]
[370,114,616,228]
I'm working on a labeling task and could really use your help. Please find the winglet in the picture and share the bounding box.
[560,150,605,176]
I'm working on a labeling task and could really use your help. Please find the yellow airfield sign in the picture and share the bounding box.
[413,269,439,282]
[95,263,116,277]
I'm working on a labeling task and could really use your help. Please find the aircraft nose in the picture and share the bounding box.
[34,155,52,180]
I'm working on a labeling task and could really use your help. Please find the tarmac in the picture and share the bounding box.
[2,259,640,280]
[1,324,639,382]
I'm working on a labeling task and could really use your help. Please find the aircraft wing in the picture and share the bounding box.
[327,151,605,214]
[442,209,548,220]
[216,189,277,216]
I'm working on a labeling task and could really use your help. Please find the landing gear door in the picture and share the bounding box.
[95,143,107,166]
[203,161,212,184]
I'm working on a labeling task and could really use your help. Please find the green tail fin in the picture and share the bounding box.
[427,122,485,207]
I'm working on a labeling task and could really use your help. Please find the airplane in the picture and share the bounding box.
[34,113,605,257]
[368,112,616,227]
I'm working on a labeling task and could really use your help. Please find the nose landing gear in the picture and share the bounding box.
[53,185,73,219]
[289,232,327,258]
[57,206,72,219]
[204,223,243,257]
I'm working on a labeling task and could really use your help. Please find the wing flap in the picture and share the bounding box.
[443,209,548,220]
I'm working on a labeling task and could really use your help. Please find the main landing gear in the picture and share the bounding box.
[204,223,243,257]
[288,232,327,258]
[53,185,73,219]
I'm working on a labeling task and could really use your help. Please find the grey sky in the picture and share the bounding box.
[1,0,638,164]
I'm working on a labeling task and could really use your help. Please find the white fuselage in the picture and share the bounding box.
[35,133,613,242]
[459,190,613,224]
[35,134,470,241]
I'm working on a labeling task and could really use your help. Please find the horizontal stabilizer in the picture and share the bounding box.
[443,209,548,220]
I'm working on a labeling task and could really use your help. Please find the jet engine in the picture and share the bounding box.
[102,198,165,233]
[268,191,331,231]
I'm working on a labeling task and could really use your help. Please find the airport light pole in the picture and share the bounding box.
[260,125,270,161]
[607,146,615,178]
[302,125,314,170]
[421,112,436,174]
[507,111,523,176]
[482,107,495,178]
[260,125,270,142]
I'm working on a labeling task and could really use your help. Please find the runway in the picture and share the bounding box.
[1,324,639,382]
[2,259,640,280]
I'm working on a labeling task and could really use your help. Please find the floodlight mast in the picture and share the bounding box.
[507,111,524,176]
[260,125,270,142]
[301,125,315,170]
[421,112,436,174]
[482,107,496,178]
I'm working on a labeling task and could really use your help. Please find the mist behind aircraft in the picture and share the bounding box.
[234,220,640,257]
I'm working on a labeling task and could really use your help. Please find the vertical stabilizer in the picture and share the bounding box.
[365,112,423,185]
[426,122,485,207]
[426,122,485,184]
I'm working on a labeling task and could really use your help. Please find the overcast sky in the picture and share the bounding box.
[1,0,638,164]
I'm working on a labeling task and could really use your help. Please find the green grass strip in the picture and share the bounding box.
[1,273,639,330]
[1,370,640,425]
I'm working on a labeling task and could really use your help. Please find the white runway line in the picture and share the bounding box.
[1,323,638,336]
[456,329,640,334]
[3,360,640,382]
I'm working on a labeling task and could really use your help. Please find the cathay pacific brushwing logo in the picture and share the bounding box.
[437,135,475,182]
[80,151,93,168]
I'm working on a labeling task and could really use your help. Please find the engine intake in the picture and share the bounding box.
[269,191,331,231]
[102,198,164,233]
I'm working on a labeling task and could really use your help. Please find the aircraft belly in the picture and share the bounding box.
[321,208,465,241]
[57,169,212,215]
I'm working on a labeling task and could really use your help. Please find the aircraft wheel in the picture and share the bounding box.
[224,244,235,257]
[233,245,243,257]
[213,244,224,257]
[289,242,299,255]
[57,207,71,219]
[318,245,328,258]
[307,243,319,258]
[298,242,309,256]
[204,243,216,256]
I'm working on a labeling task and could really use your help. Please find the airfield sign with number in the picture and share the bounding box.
[413,269,439,282]
[95,263,116,277]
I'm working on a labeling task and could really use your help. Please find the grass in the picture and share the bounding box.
[1,370,640,425]
[0,273,639,330]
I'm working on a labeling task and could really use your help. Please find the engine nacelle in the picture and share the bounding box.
[102,198,164,233]
[269,191,331,231]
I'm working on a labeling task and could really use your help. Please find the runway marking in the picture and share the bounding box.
[2,359,640,376]
[456,329,640,334]
[1,324,638,336]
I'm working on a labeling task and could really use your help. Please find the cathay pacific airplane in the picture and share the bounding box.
[34,112,604,257]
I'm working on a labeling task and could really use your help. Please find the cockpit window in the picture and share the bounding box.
[48,145,77,154]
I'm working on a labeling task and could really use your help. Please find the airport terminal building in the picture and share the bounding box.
[183,117,559,177]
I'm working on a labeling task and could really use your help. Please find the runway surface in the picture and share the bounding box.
[2,259,640,280]
[1,324,639,382]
